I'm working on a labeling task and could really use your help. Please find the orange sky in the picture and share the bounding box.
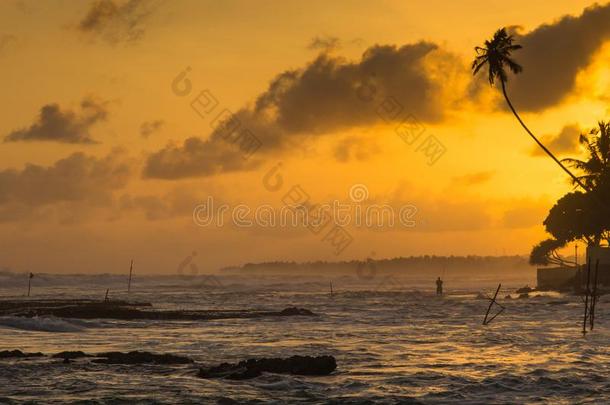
[0,0,609,274]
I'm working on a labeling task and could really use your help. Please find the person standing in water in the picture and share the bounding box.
[436,277,443,296]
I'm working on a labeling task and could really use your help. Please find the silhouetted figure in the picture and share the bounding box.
[128,259,134,293]
[436,277,443,296]
[27,273,34,297]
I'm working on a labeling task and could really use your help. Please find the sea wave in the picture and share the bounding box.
[0,316,86,332]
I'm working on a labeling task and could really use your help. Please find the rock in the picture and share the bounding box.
[279,307,316,316]
[92,351,193,365]
[2,300,317,322]
[518,293,530,299]
[52,351,91,360]
[198,355,336,379]
[0,350,44,359]
[516,286,534,294]
[504,295,512,299]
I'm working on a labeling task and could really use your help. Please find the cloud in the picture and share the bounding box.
[143,131,265,179]
[451,171,495,186]
[307,36,341,53]
[140,119,164,138]
[506,3,610,111]
[530,124,580,157]
[333,134,381,162]
[4,98,108,144]
[0,149,132,210]
[118,186,207,221]
[78,0,153,44]
[145,41,458,179]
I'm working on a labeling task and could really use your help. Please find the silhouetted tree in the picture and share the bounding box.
[544,192,607,246]
[562,121,610,189]
[472,28,589,191]
[529,238,569,266]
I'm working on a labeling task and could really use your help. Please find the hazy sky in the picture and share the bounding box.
[0,0,609,274]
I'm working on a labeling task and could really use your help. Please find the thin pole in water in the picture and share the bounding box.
[483,283,502,325]
[105,289,110,302]
[583,258,591,335]
[128,259,134,293]
[590,259,599,331]
[330,281,333,297]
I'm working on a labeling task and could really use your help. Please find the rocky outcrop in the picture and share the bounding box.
[0,350,44,358]
[92,351,193,365]
[198,355,337,380]
[278,307,315,316]
[1,299,317,322]
[51,351,91,360]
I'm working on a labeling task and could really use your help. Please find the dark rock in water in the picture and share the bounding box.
[279,307,315,316]
[2,299,317,322]
[92,351,193,365]
[518,293,530,299]
[198,355,336,379]
[504,295,512,299]
[63,358,71,364]
[516,286,534,294]
[52,351,91,360]
[0,350,44,359]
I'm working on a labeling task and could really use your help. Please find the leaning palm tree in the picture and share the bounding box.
[472,28,590,192]
[562,121,610,189]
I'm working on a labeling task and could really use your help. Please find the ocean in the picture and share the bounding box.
[0,272,609,404]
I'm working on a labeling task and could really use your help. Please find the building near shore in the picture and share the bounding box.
[537,246,610,290]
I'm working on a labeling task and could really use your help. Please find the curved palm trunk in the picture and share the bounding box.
[500,81,590,192]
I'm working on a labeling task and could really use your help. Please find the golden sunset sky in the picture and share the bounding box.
[0,0,609,273]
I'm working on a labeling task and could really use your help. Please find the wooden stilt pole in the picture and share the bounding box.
[583,258,591,335]
[105,289,110,303]
[483,283,502,325]
[590,259,599,331]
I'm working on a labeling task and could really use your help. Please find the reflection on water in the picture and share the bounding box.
[1,275,609,404]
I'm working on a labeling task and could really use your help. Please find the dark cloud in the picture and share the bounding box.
[4,98,108,144]
[531,124,580,157]
[78,0,153,44]
[140,119,164,138]
[0,149,131,209]
[143,132,264,179]
[256,42,443,132]
[145,41,451,179]
[506,3,610,111]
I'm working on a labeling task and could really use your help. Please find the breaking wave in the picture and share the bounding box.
[0,316,85,332]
